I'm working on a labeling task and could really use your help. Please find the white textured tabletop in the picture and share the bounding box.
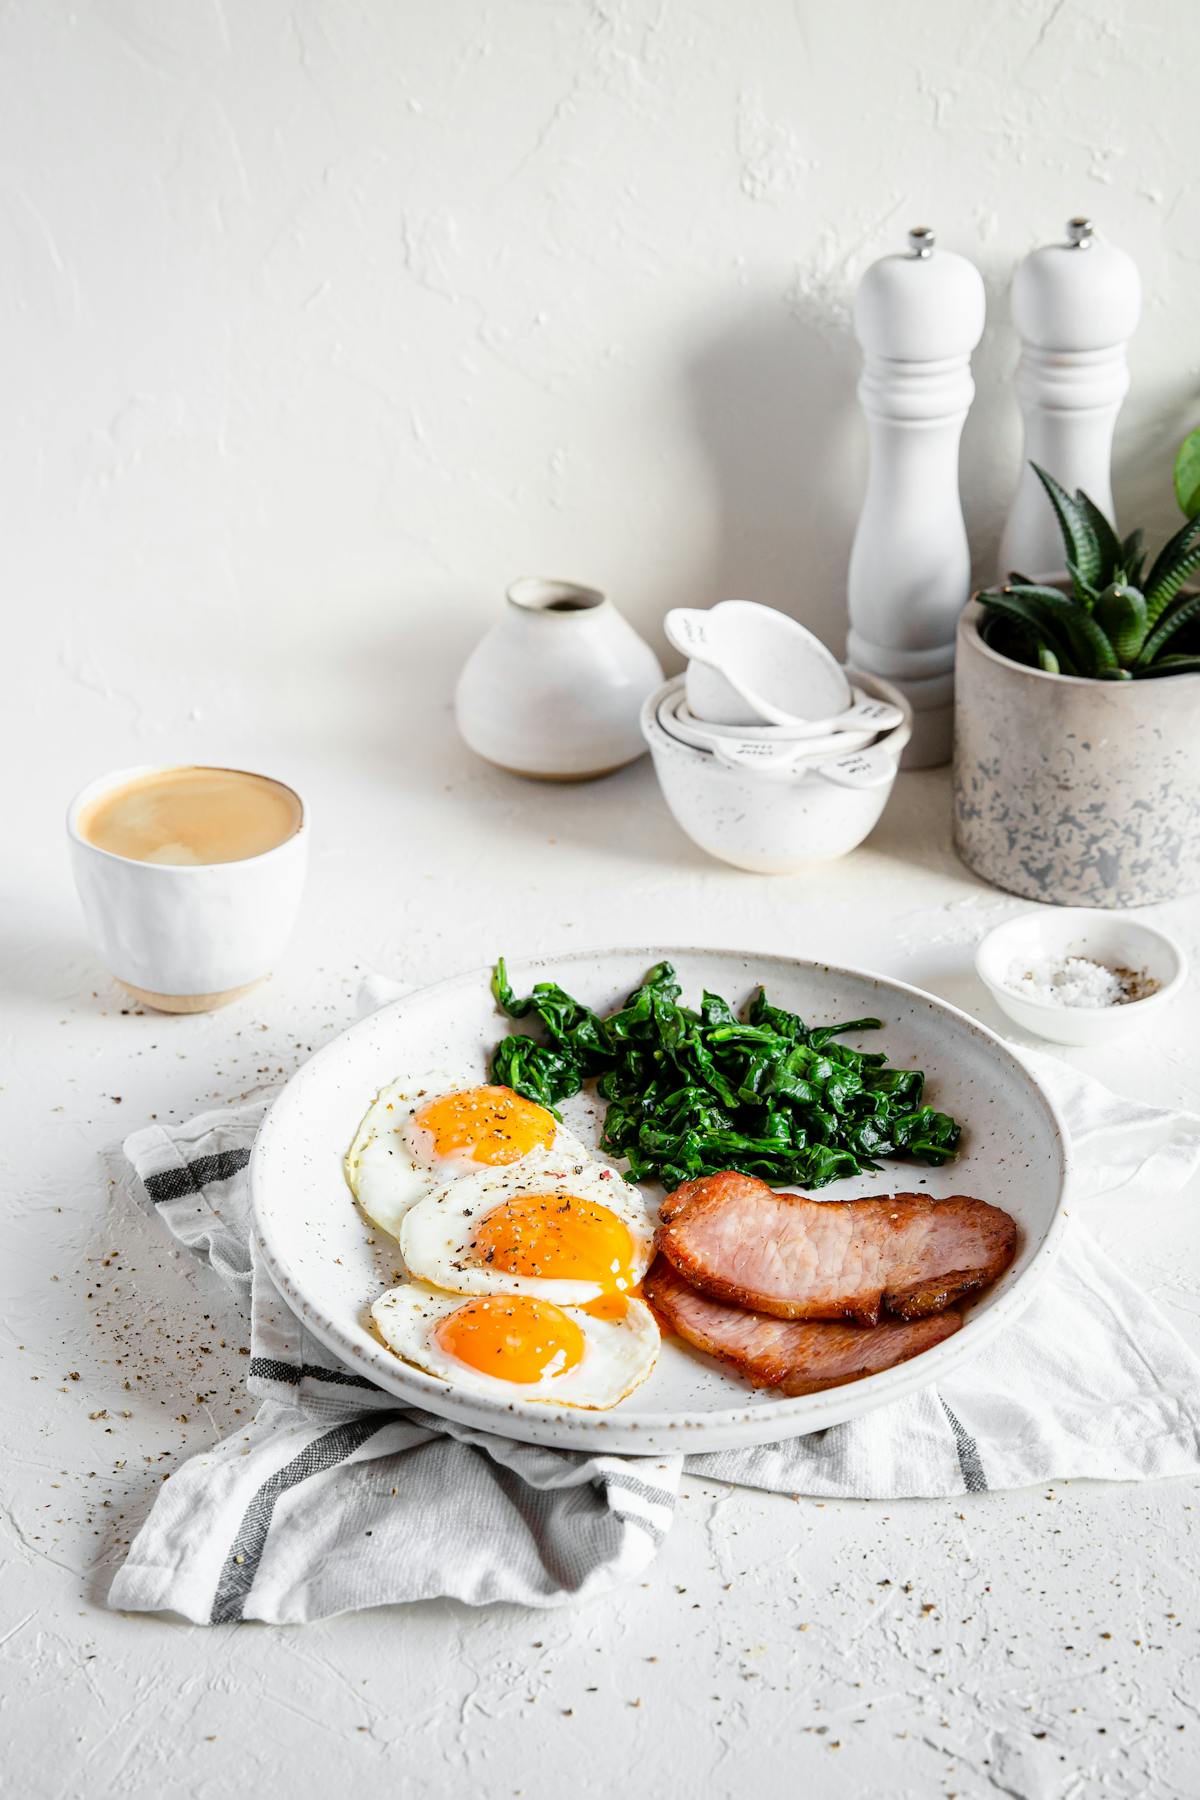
[6,0,1200,1788]
[4,666,1199,1800]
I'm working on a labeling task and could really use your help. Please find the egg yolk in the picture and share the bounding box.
[410,1085,556,1167]
[582,1292,630,1322]
[436,1295,585,1383]
[473,1192,635,1291]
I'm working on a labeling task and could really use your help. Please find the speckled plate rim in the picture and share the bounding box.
[250,947,1073,1455]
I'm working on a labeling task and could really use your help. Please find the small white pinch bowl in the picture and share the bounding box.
[67,765,309,1012]
[641,672,911,873]
[975,908,1187,1047]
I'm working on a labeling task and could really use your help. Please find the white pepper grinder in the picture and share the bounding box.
[847,226,985,769]
[997,217,1141,581]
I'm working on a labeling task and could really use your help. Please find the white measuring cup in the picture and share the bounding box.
[666,600,854,729]
[654,686,897,789]
[658,686,901,757]
[708,739,896,789]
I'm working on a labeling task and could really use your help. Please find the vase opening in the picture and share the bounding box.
[506,577,605,615]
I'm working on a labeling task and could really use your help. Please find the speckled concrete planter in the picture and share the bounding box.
[953,598,1200,908]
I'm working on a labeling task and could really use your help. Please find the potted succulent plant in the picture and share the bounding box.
[954,435,1200,907]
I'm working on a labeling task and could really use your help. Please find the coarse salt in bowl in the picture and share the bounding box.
[974,908,1187,1047]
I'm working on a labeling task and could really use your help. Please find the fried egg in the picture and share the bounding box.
[399,1151,657,1306]
[344,1071,589,1241]
[371,1282,660,1408]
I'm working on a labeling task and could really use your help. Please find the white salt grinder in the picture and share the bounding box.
[997,217,1141,581]
[847,227,985,769]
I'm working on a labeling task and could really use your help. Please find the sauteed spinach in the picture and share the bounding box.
[490,958,962,1190]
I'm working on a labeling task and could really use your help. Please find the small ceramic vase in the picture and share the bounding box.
[455,578,663,780]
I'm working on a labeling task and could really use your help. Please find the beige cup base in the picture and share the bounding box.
[116,976,267,1015]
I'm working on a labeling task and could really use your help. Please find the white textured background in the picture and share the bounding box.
[5,9,1200,1797]
[5,0,1200,763]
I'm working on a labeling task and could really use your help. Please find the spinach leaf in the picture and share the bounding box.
[489,1035,582,1115]
[492,956,612,1068]
[489,960,962,1190]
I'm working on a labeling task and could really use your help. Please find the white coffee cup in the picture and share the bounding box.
[67,764,309,1012]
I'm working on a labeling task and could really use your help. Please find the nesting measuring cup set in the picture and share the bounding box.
[641,601,911,873]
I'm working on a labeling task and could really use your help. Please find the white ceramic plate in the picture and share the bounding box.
[251,948,1071,1454]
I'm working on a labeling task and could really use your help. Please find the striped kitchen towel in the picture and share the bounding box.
[108,1101,680,1623]
[108,991,1200,1624]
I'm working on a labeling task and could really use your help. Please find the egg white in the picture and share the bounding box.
[398,1150,657,1305]
[344,1069,590,1242]
[371,1281,660,1409]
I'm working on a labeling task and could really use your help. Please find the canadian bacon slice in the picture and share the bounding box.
[644,1257,961,1396]
[658,1172,1016,1327]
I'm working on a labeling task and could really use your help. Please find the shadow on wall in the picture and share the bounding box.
[960,259,1198,585]
[961,262,1021,585]
[684,290,863,657]
[687,269,1032,616]
[1114,376,1199,548]
[270,586,486,778]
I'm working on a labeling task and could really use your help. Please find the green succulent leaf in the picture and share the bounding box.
[1143,513,1200,623]
[999,583,1088,608]
[979,609,1045,670]
[1119,528,1145,589]
[986,475,1200,679]
[1131,654,1200,678]
[976,590,1079,674]
[1093,582,1148,664]
[979,604,1074,675]
[1066,557,1099,607]
[1032,463,1104,587]
[1000,583,1119,676]
[1134,589,1200,667]
[1174,427,1200,519]
[1077,492,1123,584]
[1120,527,1144,563]
[1065,615,1119,677]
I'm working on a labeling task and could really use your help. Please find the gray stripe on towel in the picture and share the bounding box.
[210,1415,397,1624]
[249,1356,381,1393]
[939,1396,988,1493]
[601,1473,676,1514]
[143,1148,251,1204]
[610,1506,668,1545]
